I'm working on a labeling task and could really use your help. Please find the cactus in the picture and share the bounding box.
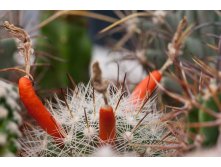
[160,39,221,150]
[0,80,22,156]
[199,95,220,146]
[36,11,92,89]
[19,82,182,157]
[188,80,221,147]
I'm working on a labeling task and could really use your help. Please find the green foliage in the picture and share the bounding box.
[36,12,92,89]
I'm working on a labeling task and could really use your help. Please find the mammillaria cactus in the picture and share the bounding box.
[0,79,22,156]
[19,77,180,157]
[19,61,181,157]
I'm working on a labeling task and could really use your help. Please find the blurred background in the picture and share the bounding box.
[1,10,221,109]
[1,11,221,90]
[0,11,220,86]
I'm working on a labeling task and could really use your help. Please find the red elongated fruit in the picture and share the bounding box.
[99,105,116,144]
[19,76,64,138]
[131,70,162,103]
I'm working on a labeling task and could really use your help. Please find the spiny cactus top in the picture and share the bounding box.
[0,80,22,156]
[19,82,180,157]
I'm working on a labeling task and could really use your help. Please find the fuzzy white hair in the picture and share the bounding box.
[20,82,178,157]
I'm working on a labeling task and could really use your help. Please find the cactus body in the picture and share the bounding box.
[0,80,22,156]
